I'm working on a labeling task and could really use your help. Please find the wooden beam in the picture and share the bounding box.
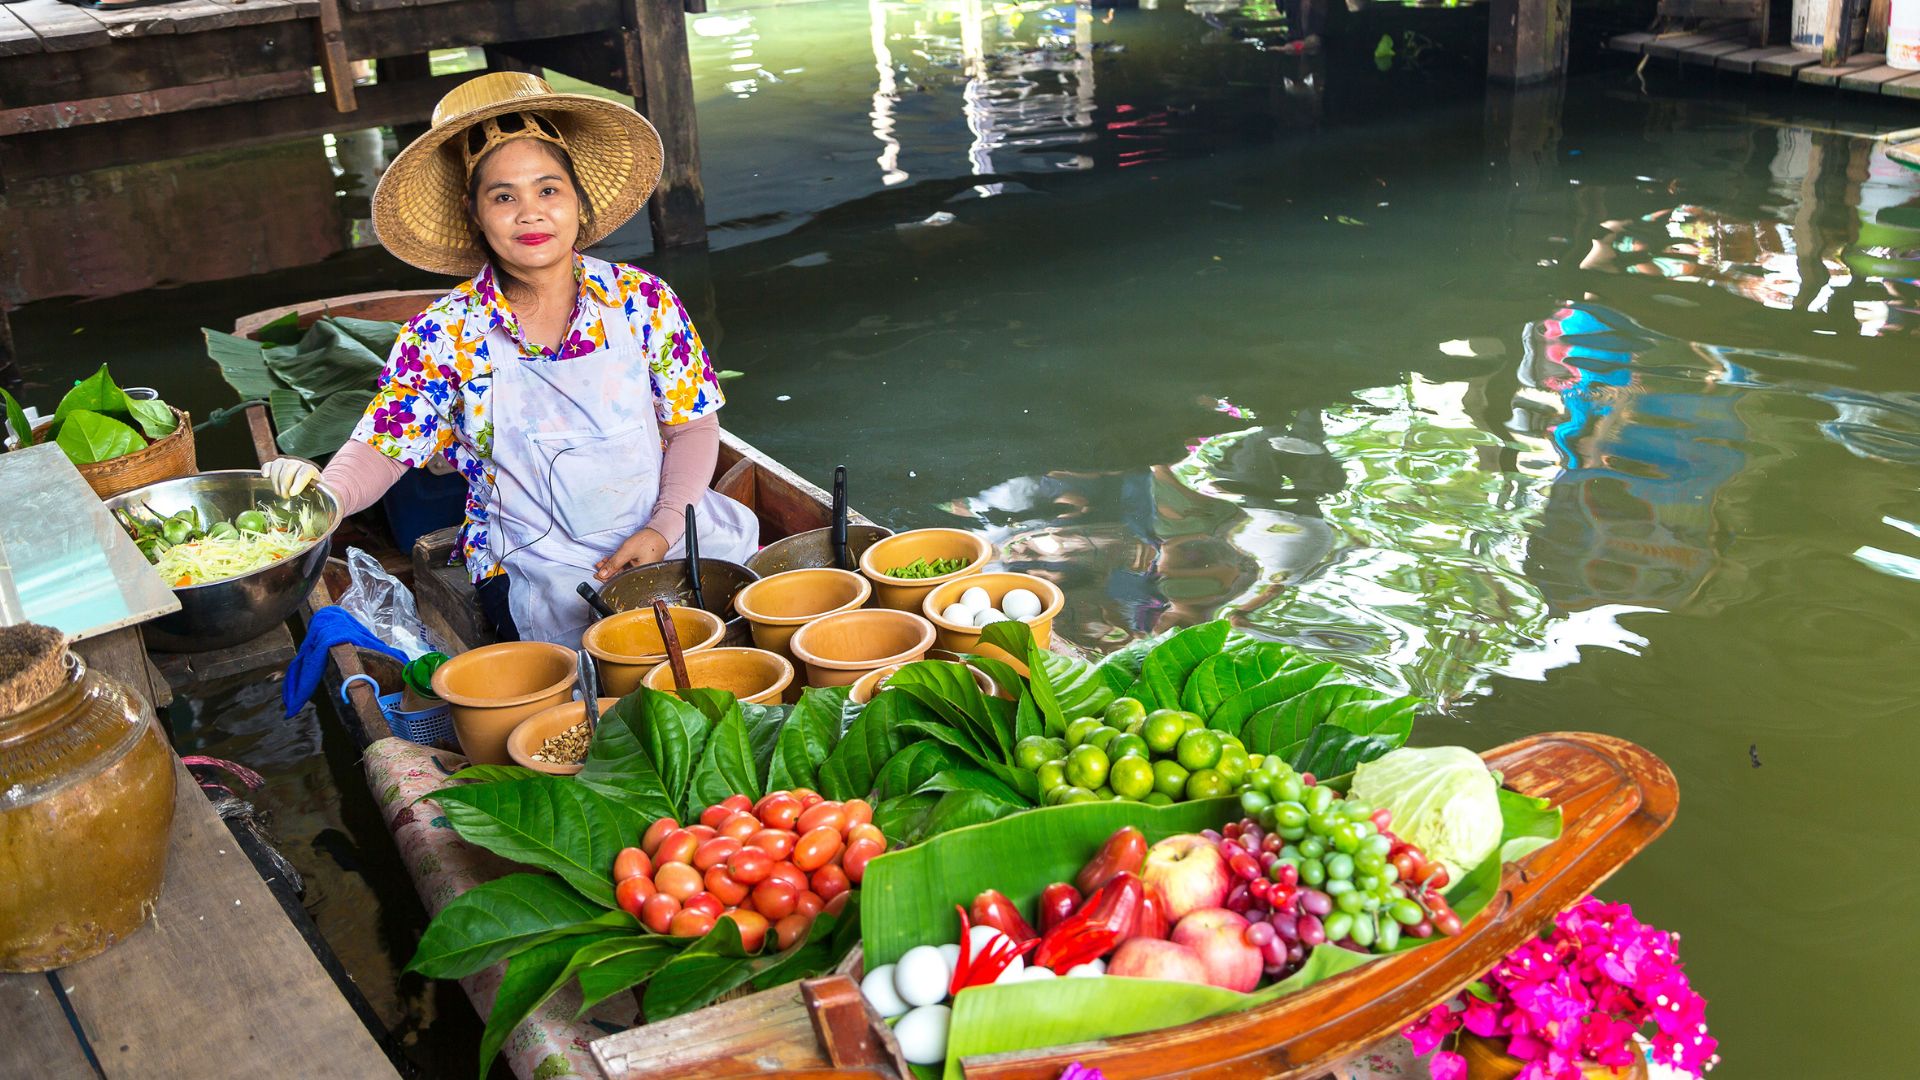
[625,0,707,247]
[316,0,359,112]
[1488,0,1573,83]
[0,4,48,57]
[3,1,110,53]
[1867,0,1891,52]
[493,30,626,86]
[1824,0,1862,63]
[0,70,311,136]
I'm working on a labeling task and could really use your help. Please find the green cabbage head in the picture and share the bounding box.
[1349,746,1500,882]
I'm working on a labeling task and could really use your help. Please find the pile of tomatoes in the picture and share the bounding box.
[610,789,887,953]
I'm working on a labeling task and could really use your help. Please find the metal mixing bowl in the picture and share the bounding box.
[745,524,894,577]
[105,470,342,653]
[600,558,760,646]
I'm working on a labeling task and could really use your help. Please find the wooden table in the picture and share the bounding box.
[0,755,399,1080]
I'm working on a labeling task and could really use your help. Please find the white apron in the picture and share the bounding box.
[488,295,759,648]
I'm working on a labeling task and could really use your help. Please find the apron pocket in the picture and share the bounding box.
[523,423,660,539]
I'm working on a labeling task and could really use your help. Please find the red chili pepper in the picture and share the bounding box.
[970,889,1038,943]
[1032,871,1144,972]
[949,904,1040,994]
[1132,883,1168,942]
[1074,826,1147,895]
[1039,882,1081,934]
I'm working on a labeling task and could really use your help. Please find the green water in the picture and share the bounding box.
[9,1,1920,1074]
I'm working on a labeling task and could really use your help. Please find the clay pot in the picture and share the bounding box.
[507,698,621,776]
[789,609,937,689]
[1459,1035,1648,1080]
[848,658,997,705]
[857,528,993,612]
[1,655,176,972]
[642,647,795,705]
[921,572,1065,673]
[731,568,872,663]
[582,606,726,697]
[431,642,577,766]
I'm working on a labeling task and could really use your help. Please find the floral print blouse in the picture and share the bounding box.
[348,253,724,582]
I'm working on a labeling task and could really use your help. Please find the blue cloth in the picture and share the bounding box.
[283,605,409,719]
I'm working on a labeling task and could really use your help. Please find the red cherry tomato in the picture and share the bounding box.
[721,908,769,953]
[720,793,753,815]
[685,824,718,843]
[719,812,762,842]
[700,803,732,829]
[757,794,803,831]
[693,837,742,871]
[794,890,824,918]
[615,875,655,918]
[796,802,847,835]
[727,847,773,885]
[792,826,843,872]
[655,829,699,866]
[809,864,850,904]
[774,913,812,950]
[842,838,884,885]
[669,909,717,938]
[613,846,652,883]
[847,823,887,849]
[641,817,679,856]
[683,892,724,920]
[705,866,750,907]
[640,891,680,934]
[750,878,798,921]
[842,798,874,830]
[746,828,797,861]
[766,861,809,893]
[655,862,702,901]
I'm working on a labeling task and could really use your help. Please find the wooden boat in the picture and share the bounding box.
[236,295,1681,1080]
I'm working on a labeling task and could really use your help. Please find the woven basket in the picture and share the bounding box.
[32,406,197,500]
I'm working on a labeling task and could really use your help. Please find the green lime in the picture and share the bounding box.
[1144,792,1175,807]
[1104,697,1147,729]
[1125,719,1146,737]
[1143,712,1185,754]
[1067,744,1111,790]
[1110,756,1156,800]
[1110,733,1150,760]
[1016,735,1058,772]
[1087,727,1119,752]
[1066,717,1105,747]
[1216,746,1251,787]
[1043,784,1072,806]
[1036,759,1069,792]
[1185,767,1232,800]
[1061,786,1099,805]
[1044,737,1070,761]
[1176,728,1222,772]
[1176,711,1207,733]
[1093,785,1115,800]
[1151,758,1190,799]
[1218,733,1246,754]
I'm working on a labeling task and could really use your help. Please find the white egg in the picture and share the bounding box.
[1020,964,1057,981]
[893,1003,952,1066]
[940,603,975,624]
[938,942,961,976]
[1065,961,1105,978]
[972,608,1009,627]
[1001,588,1043,621]
[967,924,1008,952]
[861,964,909,1019]
[894,945,951,1007]
[958,586,992,612]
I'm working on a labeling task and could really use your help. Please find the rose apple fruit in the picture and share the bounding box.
[1170,908,1262,992]
[1139,834,1230,921]
[1106,938,1210,986]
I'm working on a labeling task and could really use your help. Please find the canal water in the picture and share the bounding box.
[8,1,1918,1075]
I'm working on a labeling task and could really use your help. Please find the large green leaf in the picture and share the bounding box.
[641,915,753,1021]
[893,715,1037,804]
[203,328,284,401]
[740,700,791,788]
[476,930,624,1080]
[569,936,683,1015]
[817,689,922,800]
[689,703,762,813]
[575,702,678,824]
[53,364,131,424]
[407,873,631,979]
[329,315,404,359]
[54,410,146,464]
[873,740,974,801]
[1126,621,1232,708]
[447,764,542,785]
[264,318,387,401]
[860,798,1238,969]
[603,688,712,819]
[872,791,941,845]
[125,398,178,440]
[1240,683,1393,758]
[274,388,375,459]
[431,778,647,907]
[1289,726,1399,779]
[766,687,840,793]
[1325,695,1420,745]
[979,622,1113,737]
[888,660,1016,763]
[1180,643,1299,716]
[1093,626,1178,695]
[1207,662,1340,739]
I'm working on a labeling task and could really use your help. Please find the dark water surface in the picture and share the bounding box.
[11,1,1920,1074]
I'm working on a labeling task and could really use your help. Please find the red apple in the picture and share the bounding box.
[1170,908,1262,992]
[1139,834,1230,921]
[1106,938,1211,986]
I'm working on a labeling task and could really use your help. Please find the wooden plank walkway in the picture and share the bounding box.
[1609,28,1920,100]
[0,754,399,1080]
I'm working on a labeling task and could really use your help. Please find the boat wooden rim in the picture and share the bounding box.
[237,294,1680,1080]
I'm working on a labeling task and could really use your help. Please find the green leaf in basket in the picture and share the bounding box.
[689,700,762,813]
[203,328,284,401]
[978,622,1076,738]
[431,777,647,908]
[406,873,632,979]
[1126,621,1231,709]
[53,364,131,425]
[570,936,683,1015]
[641,914,753,1021]
[476,930,625,1080]
[765,687,841,794]
[872,791,940,846]
[963,654,1046,744]
[1092,625,1177,695]
[859,798,1239,969]
[1,387,33,450]
[125,398,177,440]
[1181,642,1298,717]
[54,410,146,465]
[1289,725,1399,779]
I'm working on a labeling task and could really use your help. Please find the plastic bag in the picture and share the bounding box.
[337,547,442,660]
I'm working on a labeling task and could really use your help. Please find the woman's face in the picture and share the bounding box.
[470,138,581,278]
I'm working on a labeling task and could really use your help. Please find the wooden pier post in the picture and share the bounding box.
[627,0,709,250]
[1488,0,1573,84]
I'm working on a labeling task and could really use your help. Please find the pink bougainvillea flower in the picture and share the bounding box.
[1427,1050,1467,1080]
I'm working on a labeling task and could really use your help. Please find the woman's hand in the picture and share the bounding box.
[594,528,669,581]
[264,457,321,497]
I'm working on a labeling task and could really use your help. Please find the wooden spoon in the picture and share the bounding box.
[652,598,691,693]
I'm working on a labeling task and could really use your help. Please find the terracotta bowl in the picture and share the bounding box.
[431,642,578,766]
[506,697,621,775]
[582,606,726,697]
[848,658,998,705]
[745,524,895,577]
[641,647,795,706]
[789,609,937,689]
[731,568,872,663]
[857,528,993,612]
[921,571,1066,674]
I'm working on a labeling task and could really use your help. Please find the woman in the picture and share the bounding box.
[265,72,758,648]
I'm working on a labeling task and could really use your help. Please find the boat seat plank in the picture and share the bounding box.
[0,759,397,1079]
[1883,72,1920,98]
[1717,46,1788,72]
[0,5,47,57]
[1606,31,1656,53]
[6,0,109,52]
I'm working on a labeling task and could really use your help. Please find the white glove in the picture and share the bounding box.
[264,457,321,498]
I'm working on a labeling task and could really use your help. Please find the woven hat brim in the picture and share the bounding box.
[373,92,663,277]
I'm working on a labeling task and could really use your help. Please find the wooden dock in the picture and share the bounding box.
[1608,25,1920,100]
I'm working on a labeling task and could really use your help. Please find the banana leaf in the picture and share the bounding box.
[863,782,1562,1079]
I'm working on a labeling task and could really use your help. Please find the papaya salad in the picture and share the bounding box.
[115,500,326,588]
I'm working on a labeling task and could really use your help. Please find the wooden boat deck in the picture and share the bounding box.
[1609,25,1920,99]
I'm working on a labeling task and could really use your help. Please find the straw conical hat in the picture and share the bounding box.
[372,72,663,277]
